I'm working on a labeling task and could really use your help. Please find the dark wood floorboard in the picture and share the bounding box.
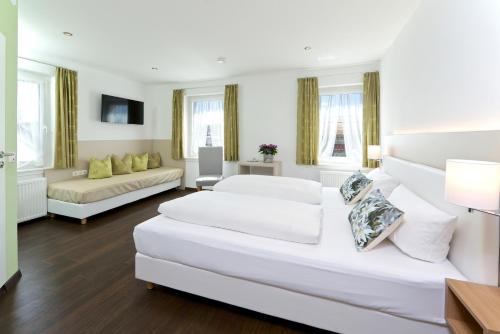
[0,189,330,334]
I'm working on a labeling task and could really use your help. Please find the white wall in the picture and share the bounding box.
[146,62,379,181]
[36,57,151,141]
[77,65,150,140]
[380,0,500,139]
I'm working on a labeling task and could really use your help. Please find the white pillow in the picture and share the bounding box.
[366,168,400,199]
[388,185,457,262]
[213,175,322,205]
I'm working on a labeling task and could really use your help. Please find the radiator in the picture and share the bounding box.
[17,177,47,223]
[320,170,353,187]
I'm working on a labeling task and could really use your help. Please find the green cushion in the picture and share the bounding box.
[111,154,132,175]
[132,153,148,172]
[88,156,112,179]
[148,152,161,169]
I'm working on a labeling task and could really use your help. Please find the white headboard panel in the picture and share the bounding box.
[383,156,498,285]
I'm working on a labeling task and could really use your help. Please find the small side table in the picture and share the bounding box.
[445,278,500,334]
[238,161,282,176]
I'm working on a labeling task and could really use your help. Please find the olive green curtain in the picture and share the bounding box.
[224,84,239,161]
[362,72,380,168]
[55,67,78,169]
[171,89,184,160]
[296,77,319,165]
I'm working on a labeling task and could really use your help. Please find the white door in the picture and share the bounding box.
[0,33,7,286]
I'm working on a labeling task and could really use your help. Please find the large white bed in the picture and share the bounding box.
[135,187,464,324]
[133,156,499,334]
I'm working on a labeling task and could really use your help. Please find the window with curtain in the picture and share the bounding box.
[17,69,55,169]
[185,94,224,158]
[319,86,363,165]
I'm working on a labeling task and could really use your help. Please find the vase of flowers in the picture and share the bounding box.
[259,144,278,163]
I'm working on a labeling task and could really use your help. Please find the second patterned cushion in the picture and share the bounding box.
[348,189,404,251]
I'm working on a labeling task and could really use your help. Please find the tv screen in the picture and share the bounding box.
[101,94,144,125]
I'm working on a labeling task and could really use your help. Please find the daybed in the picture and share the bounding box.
[48,167,183,224]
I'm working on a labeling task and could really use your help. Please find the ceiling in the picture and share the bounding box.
[19,0,420,83]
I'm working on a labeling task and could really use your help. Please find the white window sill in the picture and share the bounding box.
[18,165,53,172]
[18,168,45,181]
[317,162,370,172]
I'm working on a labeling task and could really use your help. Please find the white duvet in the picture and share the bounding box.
[213,175,322,205]
[158,191,322,244]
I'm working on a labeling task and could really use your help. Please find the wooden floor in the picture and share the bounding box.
[0,189,329,334]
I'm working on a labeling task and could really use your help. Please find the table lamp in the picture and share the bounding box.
[445,159,500,286]
[367,145,382,165]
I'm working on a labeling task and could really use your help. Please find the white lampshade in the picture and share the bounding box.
[367,145,382,160]
[445,159,500,211]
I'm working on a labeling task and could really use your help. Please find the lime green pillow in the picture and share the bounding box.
[88,156,112,179]
[111,154,132,175]
[148,152,161,169]
[132,153,148,172]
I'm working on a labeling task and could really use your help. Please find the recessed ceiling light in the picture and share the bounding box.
[318,55,336,61]
[152,67,159,71]
[216,57,226,64]
[63,32,73,37]
[304,46,312,51]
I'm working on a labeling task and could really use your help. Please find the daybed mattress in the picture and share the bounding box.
[133,187,465,325]
[48,167,183,204]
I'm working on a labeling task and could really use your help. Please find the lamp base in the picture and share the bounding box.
[468,208,500,287]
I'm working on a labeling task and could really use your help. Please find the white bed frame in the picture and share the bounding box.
[135,156,498,334]
[48,179,181,224]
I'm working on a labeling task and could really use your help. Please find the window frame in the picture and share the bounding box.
[183,93,225,159]
[17,69,55,170]
[318,84,363,168]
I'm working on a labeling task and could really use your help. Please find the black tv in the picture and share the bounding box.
[101,94,144,125]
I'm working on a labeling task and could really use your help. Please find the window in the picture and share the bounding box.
[17,70,55,169]
[184,94,224,158]
[319,86,363,165]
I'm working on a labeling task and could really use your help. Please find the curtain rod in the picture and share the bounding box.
[177,84,236,91]
[18,57,58,68]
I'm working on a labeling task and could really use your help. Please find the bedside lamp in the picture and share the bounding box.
[445,159,500,286]
[445,159,500,211]
[367,145,382,165]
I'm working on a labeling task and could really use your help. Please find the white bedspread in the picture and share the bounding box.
[158,191,323,244]
[135,187,466,325]
[213,175,322,205]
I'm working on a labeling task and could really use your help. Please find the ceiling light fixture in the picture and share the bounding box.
[63,32,73,37]
[304,46,312,51]
[152,67,159,71]
[216,57,226,64]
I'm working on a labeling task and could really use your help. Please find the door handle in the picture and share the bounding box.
[0,151,16,159]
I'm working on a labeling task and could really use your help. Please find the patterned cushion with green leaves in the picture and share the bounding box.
[340,171,373,204]
[349,189,404,251]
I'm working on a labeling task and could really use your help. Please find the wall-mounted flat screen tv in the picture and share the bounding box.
[101,94,144,125]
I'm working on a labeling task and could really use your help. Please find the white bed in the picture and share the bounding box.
[135,187,464,325]
[134,156,499,334]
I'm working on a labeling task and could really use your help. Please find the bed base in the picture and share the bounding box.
[48,179,181,223]
[135,253,450,334]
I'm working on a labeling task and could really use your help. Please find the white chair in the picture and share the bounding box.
[196,147,223,191]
